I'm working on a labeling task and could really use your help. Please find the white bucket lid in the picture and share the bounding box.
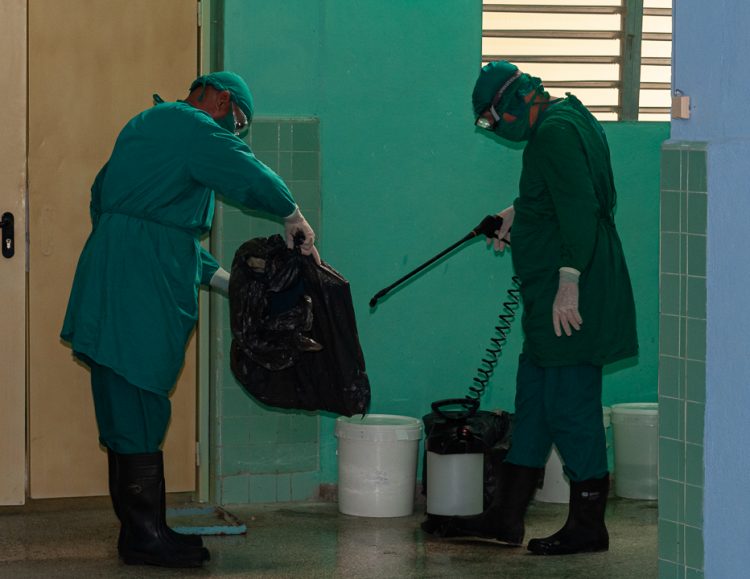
[611,402,658,415]
[611,403,658,425]
[335,414,423,442]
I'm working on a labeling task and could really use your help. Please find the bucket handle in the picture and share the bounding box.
[431,398,479,422]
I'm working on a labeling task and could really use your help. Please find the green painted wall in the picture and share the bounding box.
[223,0,666,484]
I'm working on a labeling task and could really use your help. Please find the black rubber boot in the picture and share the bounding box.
[527,474,610,555]
[116,451,210,567]
[107,449,203,550]
[422,462,543,546]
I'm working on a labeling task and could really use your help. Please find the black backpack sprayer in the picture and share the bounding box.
[370,215,521,529]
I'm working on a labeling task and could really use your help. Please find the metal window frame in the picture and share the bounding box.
[481,0,673,121]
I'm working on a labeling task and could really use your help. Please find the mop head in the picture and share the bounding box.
[166,505,247,536]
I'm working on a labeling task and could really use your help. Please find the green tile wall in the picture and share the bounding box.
[209,118,322,505]
[658,142,706,579]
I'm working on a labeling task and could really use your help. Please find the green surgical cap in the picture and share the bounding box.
[190,71,255,120]
[472,60,520,117]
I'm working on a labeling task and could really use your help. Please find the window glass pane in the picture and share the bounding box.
[639,112,671,121]
[643,15,672,33]
[641,39,672,58]
[554,88,619,106]
[483,13,621,32]
[644,0,672,8]
[483,37,621,57]
[516,63,620,82]
[485,0,621,6]
[639,89,671,108]
[641,64,671,83]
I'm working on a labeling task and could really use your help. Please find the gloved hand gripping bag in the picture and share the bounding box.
[228,235,371,416]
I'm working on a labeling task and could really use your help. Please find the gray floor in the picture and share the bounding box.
[0,495,657,579]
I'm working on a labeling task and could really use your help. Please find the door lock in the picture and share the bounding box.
[1,212,14,258]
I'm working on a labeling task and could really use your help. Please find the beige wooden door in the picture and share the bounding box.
[28,0,200,498]
[0,0,28,506]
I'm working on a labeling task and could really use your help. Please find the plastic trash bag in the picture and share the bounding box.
[228,234,370,416]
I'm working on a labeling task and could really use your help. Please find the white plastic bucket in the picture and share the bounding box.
[611,403,658,500]
[335,414,423,517]
[535,407,612,504]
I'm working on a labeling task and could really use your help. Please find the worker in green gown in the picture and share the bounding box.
[426,61,638,555]
[61,71,319,568]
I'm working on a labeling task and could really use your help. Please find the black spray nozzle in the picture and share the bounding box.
[369,214,506,308]
[369,289,387,308]
[472,214,504,239]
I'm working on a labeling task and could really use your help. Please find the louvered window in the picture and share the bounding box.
[481,0,672,121]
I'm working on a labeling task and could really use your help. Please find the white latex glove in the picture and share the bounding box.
[487,205,514,251]
[209,267,230,293]
[552,268,583,337]
[284,207,321,264]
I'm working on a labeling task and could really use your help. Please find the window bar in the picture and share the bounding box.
[483,5,623,15]
[643,7,671,17]
[639,107,671,114]
[620,0,644,120]
[642,32,672,41]
[482,56,623,64]
[642,57,670,66]
[483,30,621,39]
[640,82,670,90]
[543,81,620,88]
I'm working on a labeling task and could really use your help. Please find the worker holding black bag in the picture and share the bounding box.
[61,71,319,568]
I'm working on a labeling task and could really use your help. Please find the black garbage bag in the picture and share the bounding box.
[228,234,370,416]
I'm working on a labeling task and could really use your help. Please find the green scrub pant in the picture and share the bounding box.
[88,359,171,454]
[505,354,607,482]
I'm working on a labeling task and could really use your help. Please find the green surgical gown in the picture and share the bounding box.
[510,95,638,367]
[61,101,296,395]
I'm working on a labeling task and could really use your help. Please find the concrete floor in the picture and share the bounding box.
[0,495,657,579]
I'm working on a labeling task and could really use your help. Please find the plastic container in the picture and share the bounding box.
[421,406,511,522]
[426,452,484,516]
[535,407,612,504]
[611,403,658,500]
[335,414,423,517]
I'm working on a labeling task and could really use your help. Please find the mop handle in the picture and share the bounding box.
[369,214,504,307]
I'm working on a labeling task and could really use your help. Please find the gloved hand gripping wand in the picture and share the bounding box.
[369,214,506,307]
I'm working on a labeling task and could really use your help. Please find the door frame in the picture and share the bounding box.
[196,0,223,503]
[0,0,28,506]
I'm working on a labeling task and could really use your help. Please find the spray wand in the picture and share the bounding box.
[369,214,506,307]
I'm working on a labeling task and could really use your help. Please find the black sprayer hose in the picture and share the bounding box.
[428,276,520,421]
[466,275,521,404]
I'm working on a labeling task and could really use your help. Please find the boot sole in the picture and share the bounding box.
[528,542,609,556]
[122,554,206,568]
[121,548,210,568]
